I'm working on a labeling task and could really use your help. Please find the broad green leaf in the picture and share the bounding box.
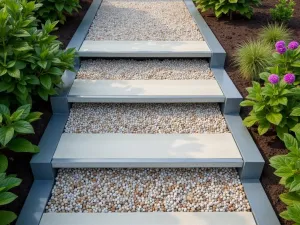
[270,155,291,169]
[280,192,300,206]
[276,126,289,141]
[280,210,291,220]
[254,102,265,112]
[0,192,17,205]
[40,75,51,90]
[10,109,24,121]
[284,133,299,153]
[48,67,62,76]
[243,115,258,127]
[0,177,21,191]
[7,68,20,78]
[266,112,282,125]
[7,138,37,153]
[0,105,10,117]
[12,121,34,134]
[258,120,270,135]
[16,105,31,119]
[0,210,17,225]
[288,203,300,223]
[290,175,300,192]
[0,154,8,173]
[26,112,42,122]
[240,100,255,107]
[291,107,300,116]
[0,127,14,146]
[274,166,294,178]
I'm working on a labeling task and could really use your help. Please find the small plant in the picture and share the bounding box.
[234,40,273,80]
[270,0,295,24]
[259,23,292,45]
[270,133,300,224]
[0,172,22,225]
[193,0,261,19]
[36,0,81,24]
[0,0,76,105]
[0,104,42,173]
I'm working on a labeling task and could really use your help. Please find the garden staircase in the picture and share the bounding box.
[17,0,280,225]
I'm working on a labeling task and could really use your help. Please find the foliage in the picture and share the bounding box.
[234,40,273,80]
[270,0,295,24]
[0,172,22,225]
[259,23,292,46]
[193,0,261,19]
[0,104,42,173]
[270,133,300,224]
[0,0,76,105]
[36,0,81,24]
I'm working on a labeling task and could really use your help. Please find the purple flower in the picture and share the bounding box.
[275,40,285,48]
[268,74,280,84]
[288,41,299,50]
[283,73,295,84]
[276,46,287,54]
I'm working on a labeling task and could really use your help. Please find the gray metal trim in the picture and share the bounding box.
[212,68,242,114]
[224,114,265,179]
[79,52,211,58]
[242,179,281,225]
[52,158,244,168]
[30,114,68,180]
[67,95,225,103]
[184,0,226,68]
[16,180,54,225]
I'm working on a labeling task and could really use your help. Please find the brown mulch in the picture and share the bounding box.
[0,0,92,224]
[199,0,300,225]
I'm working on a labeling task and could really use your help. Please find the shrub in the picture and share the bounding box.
[193,0,261,19]
[0,0,76,105]
[234,40,272,80]
[270,133,300,224]
[259,23,292,45]
[270,0,295,24]
[0,104,42,173]
[0,172,22,225]
[36,0,81,24]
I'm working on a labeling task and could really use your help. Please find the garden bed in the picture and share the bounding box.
[197,1,300,224]
[46,168,250,213]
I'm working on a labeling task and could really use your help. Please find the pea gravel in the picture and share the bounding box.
[45,168,250,213]
[64,103,228,134]
[86,0,203,41]
[77,59,213,80]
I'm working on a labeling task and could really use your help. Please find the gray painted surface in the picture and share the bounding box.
[40,212,256,225]
[225,114,265,179]
[79,40,211,58]
[212,68,242,114]
[184,0,226,68]
[16,180,54,225]
[243,180,281,225]
[30,114,68,180]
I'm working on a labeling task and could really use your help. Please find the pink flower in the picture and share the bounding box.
[283,73,295,84]
[268,74,280,84]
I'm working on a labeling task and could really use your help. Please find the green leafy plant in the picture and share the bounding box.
[193,0,261,19]
[36,0,81,24]
[0,172,22,225]
[0,0,76,105]
[270,0,295,24]
[0,104,42,173]
[259,23,292,46]
[234,40,273,80]
[241,76,300,139]
[270,133,300,224]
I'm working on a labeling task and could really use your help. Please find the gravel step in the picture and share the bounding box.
[77,59,212,80]
[40,212,256,225]
[68,80,224,103]
[65,103,228,134]
[86,0,203,41]
[78,40,210,58]
[52,133,243,168]
[45,168,250,213]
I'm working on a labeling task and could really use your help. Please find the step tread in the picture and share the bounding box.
[78,41,211,57]
[68,80,224,103]
[52,133,243,168]
[40,212,256,225]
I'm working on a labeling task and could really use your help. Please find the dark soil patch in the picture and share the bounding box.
[198,1,300,225]
[0,0,92,223]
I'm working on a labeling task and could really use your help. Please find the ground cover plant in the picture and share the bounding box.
[0,0,76,105]
[36,0,81,24]
[270,0,295,24]
[193,0,261,19]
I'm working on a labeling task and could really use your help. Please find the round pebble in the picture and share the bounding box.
[64,103,228,134]
[86,0,203,41]
[77,59,213,80]
[45,168,251,213]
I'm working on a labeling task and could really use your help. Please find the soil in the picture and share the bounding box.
[198,1,300,225]
[0,0,92,223]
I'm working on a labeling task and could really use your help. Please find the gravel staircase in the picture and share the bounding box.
[17,0,280,225]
